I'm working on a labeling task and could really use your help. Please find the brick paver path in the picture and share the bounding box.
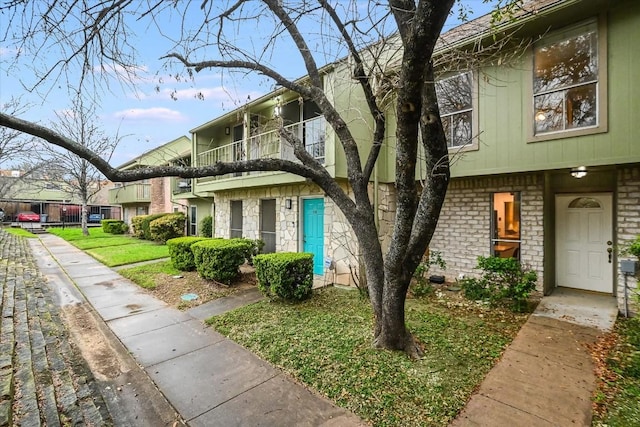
[0,231,112,426]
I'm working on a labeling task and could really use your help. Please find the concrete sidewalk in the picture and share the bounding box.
[451,288,618,426]
[33,234,363,426]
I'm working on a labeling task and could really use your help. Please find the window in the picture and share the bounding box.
[436,71,473,149]
[491,192,521,260]
[533,19,601,136]
[568,197,601,209]
[230,200,243,238]
[189,206,197,236]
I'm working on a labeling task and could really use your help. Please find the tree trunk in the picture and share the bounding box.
[373,271,422,358]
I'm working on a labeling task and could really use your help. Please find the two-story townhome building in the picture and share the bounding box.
[185,0,639,312]
[422,0,640,313]
[187,75,372,282]
[109,136,197,227]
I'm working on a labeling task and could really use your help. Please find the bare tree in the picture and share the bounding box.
[0,0,518,357]
[34,96,121,235]
[0,98,39,199]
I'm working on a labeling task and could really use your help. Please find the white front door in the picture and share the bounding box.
[555,193,613,293]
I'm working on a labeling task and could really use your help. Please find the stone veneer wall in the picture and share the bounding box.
[617,165,640,316]
[212,182,360,285]
[428,173,545,289]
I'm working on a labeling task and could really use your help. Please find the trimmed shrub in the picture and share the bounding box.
[167,236,210,271]
[461,256,537,312]
[150,212,186,243]
[132,213,170,240]
[254,252,313,301]
[191,238,253,284]
[200,215,213,238]
[101,219,128,234]
[130,215,147,238]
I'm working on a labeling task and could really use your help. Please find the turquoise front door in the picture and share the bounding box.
[303,198,324,275]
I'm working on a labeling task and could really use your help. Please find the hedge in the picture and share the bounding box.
[167,236,210,271]
[101,219,128,234]
[254,252,313,301]
[150,212,186,243]
[191,238,254,284]
[200,215,213,238]
[132,213,170,240]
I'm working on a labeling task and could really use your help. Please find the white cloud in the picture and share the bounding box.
[113,107,187,122]
[0,46,19,57]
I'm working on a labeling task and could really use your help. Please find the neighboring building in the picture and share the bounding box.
[108,136,207,232]
[158,0,639,312]
[0,170,119,222]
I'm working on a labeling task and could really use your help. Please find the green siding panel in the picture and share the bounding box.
[448,0,640,177]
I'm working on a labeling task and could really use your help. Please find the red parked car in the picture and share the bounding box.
[16,211,40,222]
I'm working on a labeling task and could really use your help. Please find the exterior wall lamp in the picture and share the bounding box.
[570,166,587,179]
[224,126,230,135]
[285,198,292,209]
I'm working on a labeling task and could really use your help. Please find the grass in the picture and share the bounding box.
[119,261,181,289]
[593,315,640,426]
[2,227,37,238]
[47,227,116,241]
[47,227,169,266]
[207,287,527,426]
[85,243,169,267]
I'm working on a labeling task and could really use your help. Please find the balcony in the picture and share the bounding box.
[196,117,325,181]
[108,183,151,204]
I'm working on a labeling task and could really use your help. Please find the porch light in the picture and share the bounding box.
[224,126,230,135]
[285,198,292,209]
[570,166,587,179]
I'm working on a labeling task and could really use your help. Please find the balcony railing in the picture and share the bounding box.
[196,116,326,180]
[108,183,151,204]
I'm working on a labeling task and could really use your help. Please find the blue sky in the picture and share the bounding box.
[0,1,496,167]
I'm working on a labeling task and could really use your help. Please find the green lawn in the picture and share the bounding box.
[207,288,527,426]
[593,315,640,426]
[70,236,141,250]
[85,243,169,267]
[118,261,181,289]
[47,227,116,241]
[47,227,169,266]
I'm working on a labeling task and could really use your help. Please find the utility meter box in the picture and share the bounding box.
[620,259,638,275]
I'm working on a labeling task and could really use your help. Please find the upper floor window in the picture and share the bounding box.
[533,19,600,136]
[436,71,473,149]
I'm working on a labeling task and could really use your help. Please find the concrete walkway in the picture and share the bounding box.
[32,233,363,426]
[451,288,618,426]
